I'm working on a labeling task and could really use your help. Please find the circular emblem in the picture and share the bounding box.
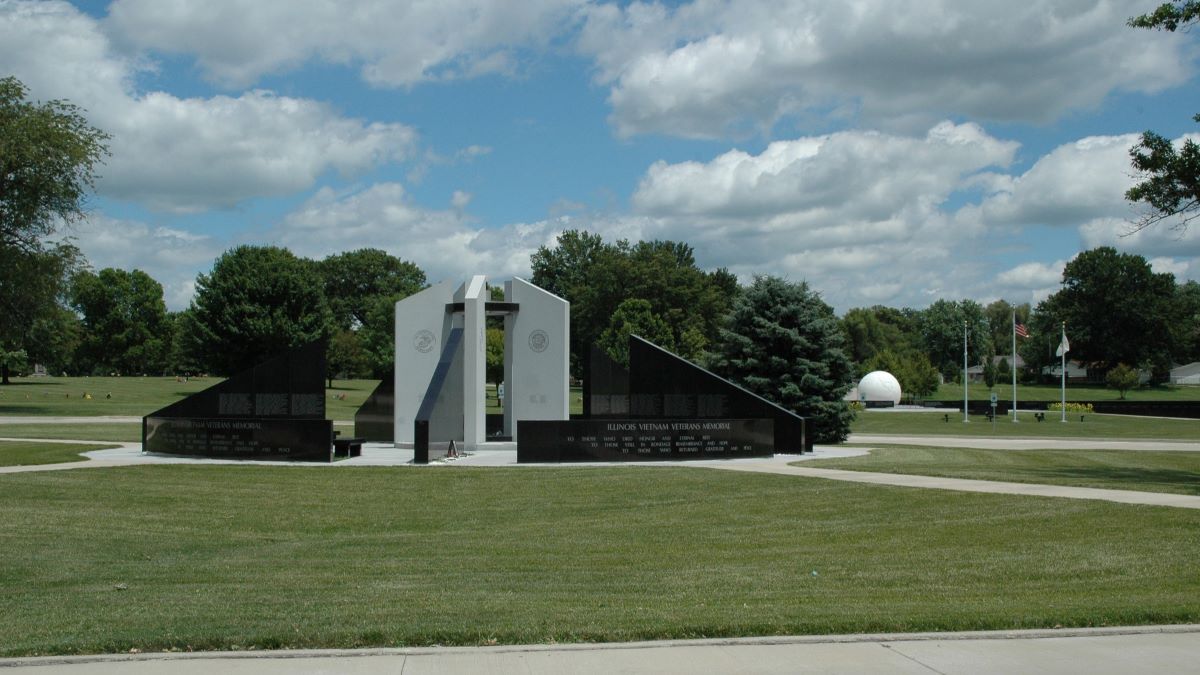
[413,329,436,354]
[528,329,549,353]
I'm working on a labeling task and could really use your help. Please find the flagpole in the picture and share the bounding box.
[963,320,969,423]
[1011,309,1018,422]
[1060,322,1067,423]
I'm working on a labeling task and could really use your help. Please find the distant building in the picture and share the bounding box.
[1171,362,1200,385]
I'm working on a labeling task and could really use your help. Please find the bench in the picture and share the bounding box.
[333,436,363,458]
[1034,412,1045,422]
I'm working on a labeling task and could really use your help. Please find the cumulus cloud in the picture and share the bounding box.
[623,122,1017,307]
[68,214,224,310]
[578,0,1193,138]
[0,1,417,212]
[105,0,583,88]
[977,134,1142,228]
[275,183,566,284]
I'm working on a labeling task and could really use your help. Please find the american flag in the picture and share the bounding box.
[1015,322,1029,338]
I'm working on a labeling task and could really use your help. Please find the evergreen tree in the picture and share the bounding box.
[711,276,855,444]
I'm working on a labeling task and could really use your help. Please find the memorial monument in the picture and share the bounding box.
[142,341,335,462]
[517,335,807,462]
[392,275,569,462]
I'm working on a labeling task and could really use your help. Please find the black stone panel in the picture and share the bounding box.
[354,375,394,441]
[518,418,773,462]
[583,346,629,417]
[143,417,333,461]
[149,341,326,419]
[142,341,334,462]
[628,336,809,453]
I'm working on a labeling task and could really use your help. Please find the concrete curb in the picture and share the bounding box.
[3,624,1198,667]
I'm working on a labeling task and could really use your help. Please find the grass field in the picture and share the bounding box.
[803,446,1200,496]
[851,410,1200,440]
[0,441,118,467]
[0,377,585,420]
[925,381,1200,402]
[0,465,1197,657]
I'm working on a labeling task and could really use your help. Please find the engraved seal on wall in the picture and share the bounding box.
[528,329,549,353]
[413,329,436,354]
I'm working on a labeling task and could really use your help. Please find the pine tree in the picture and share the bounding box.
[711,276,855,444]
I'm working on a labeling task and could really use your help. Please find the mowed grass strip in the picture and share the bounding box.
[0,441,118,467]
[1,466,1197,656]
[0,424,142,442]
[802,446,1200,496]
[851,411,1200,440]
[0,377,380,419]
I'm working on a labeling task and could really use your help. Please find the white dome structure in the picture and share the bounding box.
[858,370,902,405]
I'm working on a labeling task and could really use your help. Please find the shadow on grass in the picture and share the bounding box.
[1027,466,1200,496]
[0,380,63,387]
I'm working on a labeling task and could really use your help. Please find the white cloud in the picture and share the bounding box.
[105,0,583,89]
[995,260,1064,288]
[578,0,1193,138]
[69,214,224,310]
[0,1,417,212]
[275,183,565,284]
[624,122,1017,308]
[978,134,1142,228]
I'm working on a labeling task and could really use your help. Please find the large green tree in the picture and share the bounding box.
[1031,247,1176,377]
[319,248,425,329]
[0,77,107,384]
[919,299,990,380]
[1125,3,1200,232]
[531,230,737,376]
[70,268,172,375]
[188,246,334,375]
[597,298,676,367]
[710,276,855,444]
[841,305,922,372]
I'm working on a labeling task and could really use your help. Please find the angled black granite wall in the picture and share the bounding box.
[627,336,808,453]
[142,341,334,462]
[577,336,808,454]
[354,374,394,441]
[414,327,464,464]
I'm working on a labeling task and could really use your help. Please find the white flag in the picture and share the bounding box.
[1056,330,1070,357]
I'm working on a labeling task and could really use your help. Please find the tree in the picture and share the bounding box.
[486,327,505,385]
[326,329,370,387]
[710,276,855,444]
[597,298,675,367]
[1125,3,1200,232]
[841,305,921,373]
[531,230,737,376]
[1170,280,1200,364]
[0,77,107,384]
[919,299,989,380]
[0,77,109,254]
[188,246,334,375]
[1106,363,1140,399]
[1034,247,1176,375]
[863,349,940,402]
[319,248,425,329]
[983,351,998,390]
[70,268,172,375]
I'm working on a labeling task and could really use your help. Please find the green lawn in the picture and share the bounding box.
[0,441,118,467]
[803,446,1200,496]
[1,466,1197,656]
[0,376,380,420]
[851,410,1200,440]
[925,382,1200,402]
[0,378,584,420]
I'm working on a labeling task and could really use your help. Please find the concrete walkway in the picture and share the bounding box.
[3,626,1198,674]
[3,439,1199,509]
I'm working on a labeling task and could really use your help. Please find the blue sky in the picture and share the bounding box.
[4,0,1200,312]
